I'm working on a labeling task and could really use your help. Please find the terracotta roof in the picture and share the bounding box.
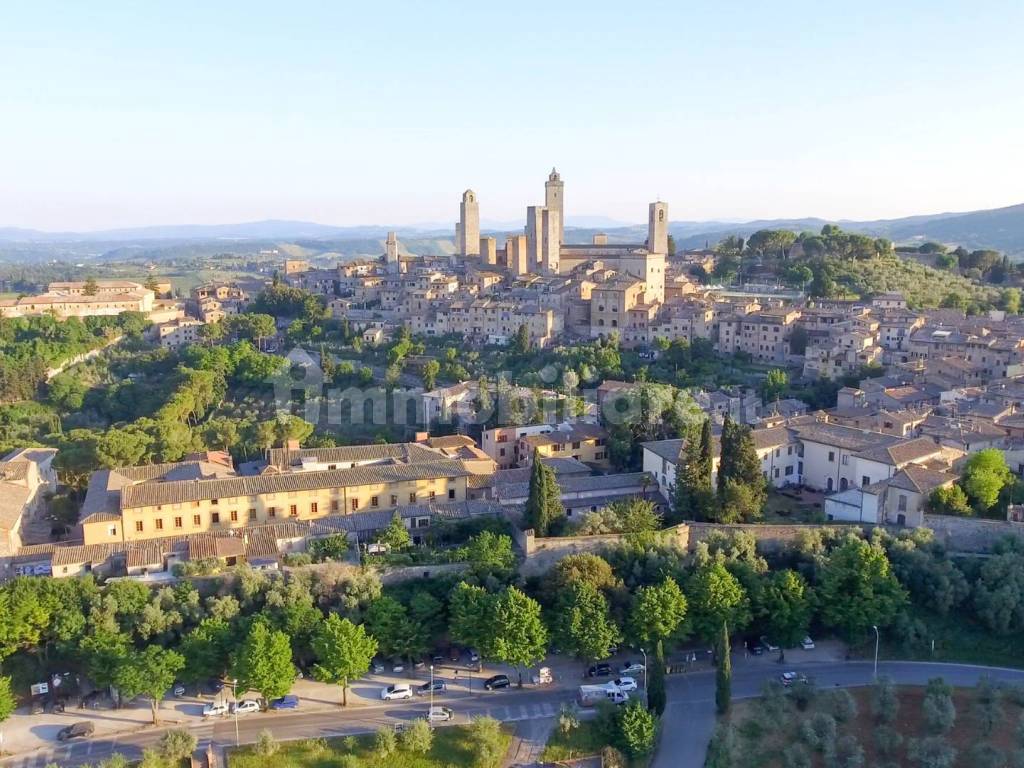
[888,466,957,494]
[266,442,441,469]
[855,437,942,466]
[120,459,470,509]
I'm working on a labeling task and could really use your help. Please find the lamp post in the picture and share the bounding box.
[230,678,239,747]
[429,665,434,721]
[640,648,648,707]
[872,625,880,680]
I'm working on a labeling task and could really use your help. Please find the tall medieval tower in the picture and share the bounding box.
[648,201,668,255]
[460,190,480,257]
[544,168,564,246]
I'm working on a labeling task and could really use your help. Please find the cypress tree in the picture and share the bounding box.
[524,449,564,536]
[716,620,732,715]
[672,419,714,522]
[717,415,734,495]
[647,639,667,716]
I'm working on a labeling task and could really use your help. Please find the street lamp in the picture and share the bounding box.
[640,648,648,707]
[429,665,434,721]
[872,625,880,680]
[229,678,240,747]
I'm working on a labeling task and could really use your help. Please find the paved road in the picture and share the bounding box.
[655,660,1024,768]
[6,660,1024,768]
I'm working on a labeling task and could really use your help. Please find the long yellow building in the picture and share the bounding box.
[80,445,471,546]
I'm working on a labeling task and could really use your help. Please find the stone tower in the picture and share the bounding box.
[525,205,544,267]
[544,168,564,246]
[648,201,668,255]
[480,236,497,266]
[460,190,480,257]
[385,231,398,264]
[541,208,560,275]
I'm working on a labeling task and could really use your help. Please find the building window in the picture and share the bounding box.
[211,498,218,505]
[409,493,417,503]
[371,496,379,507]
[193,514,201,526]
[156,519,164,530]
[841,455,849,466]
[248,508,256,519]
[429,490,436,500]
[175,516,183,529]
[268,507,277,518]
[391,494,398,506]
[108,525,118,537]
[898,494,908,512]
[828,451,835,462]
[448,488,456,499]
[211,512,220,524]
[231,510,238,522]
[289,504,298,517]
[785,465,794,476]
[135,521,143,532]
[331,500,339,512]
[351,498,359,511]
[310,502,318,515]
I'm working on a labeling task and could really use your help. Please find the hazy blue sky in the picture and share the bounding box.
[2,1,1022,230]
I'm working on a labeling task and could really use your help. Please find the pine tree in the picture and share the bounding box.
[716,620,732,715]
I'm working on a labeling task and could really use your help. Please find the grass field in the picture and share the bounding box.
[763,490,826,524]
[542,717,610,762]
[228,725,511,768]
[727,682,1024,767]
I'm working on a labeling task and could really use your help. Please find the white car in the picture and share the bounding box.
[612,677,638,692]
[801,636,815,650]
[381,684,413,701]
[392,661,406,673]
[619,662,644,676]
[428,706,454,722]
[231,699,260,715]
[780,672,808,687]
[202,702,229,718]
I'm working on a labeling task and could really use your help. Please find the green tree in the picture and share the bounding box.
[687,561,751,642]
[717,417,766,519]
[672,419,714,521]
[422,359,441,390]
[377,512,412,550]
[523,451,564,536]
[83,276,99,296]
[448,581,491,652]
[160,729,198,763]
[401,718,434,753]
[617,699,657,756]
[760,569,813,648]
[178,617,232,683]
[716,621,731,714]
[513,323,531,354]
[817,535,907,640]
[469,716,506,768]
[312,614,377,706]
[365,596,429,662]
[115,646,185,723]
[961,448,1013,514]
[0,675,15,723]
[1001,288,1021,315]
[761,368,788,403]
[646,640,667,716]
[550,582,621,661]
[232,620,294,704]
[928,484,972,516]
[461,530,515,581]
[628,577,687,646]
[308,533,350,562]
[488,587,547,686]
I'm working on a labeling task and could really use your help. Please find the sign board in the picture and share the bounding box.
[30,683,49,696]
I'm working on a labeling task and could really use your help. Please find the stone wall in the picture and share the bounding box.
[378,562,469,585]
[686,522,866,553]
[519,525,689,576]
[922,514,1024,553]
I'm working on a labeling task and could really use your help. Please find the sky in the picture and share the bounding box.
[1,0,1023,231]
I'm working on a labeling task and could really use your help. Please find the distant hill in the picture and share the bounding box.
[2,202,1023,260]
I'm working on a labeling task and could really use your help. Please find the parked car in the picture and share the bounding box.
[612,677,638,692]
[381,684,413,701]
[532,667,553,685]
[587,663,612,678]
[801,636,816,650]
[780,672,808,687]
[428,706,454,722]
[231,699,261,715]
[204,679,225,695]
[484,674,510,691]
[749,643,765,656]
[468,648,480,663]
[449,647,461,662]
[619,661,644,676]
[392,661,406,673]
[760,636,780,652]
[172,682,186,697]
[57,722,94,741]
[269,694,299,710]
[371,659,385,674]
[203,702,230,718]
[417,680,447,696]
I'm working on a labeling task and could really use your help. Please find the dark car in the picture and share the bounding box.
[203,679,225,695]
[484,674,510,691]
[417,680,447,696]
[57,722,95,741]
[749,644,765,656]
[588,663,612,678]
[269,694,299,710]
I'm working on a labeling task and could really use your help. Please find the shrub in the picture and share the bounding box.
[705,724,739,768]
[783,743,812,768]
[374,727,396,757]
[255,729,279,757]
[872,675,899,724]
[875,725,904,757]
[824,688,858,723]
[601,746,628,768]
[967,743,1007,768]
[908,736,957,768]
[800,713,837,752]
[617,700,657,757]
[831,734,865,768]
[790,678,818,711]
[557,705,579,735]
[159,729,197,761]
[401,718,433,754]
[923,689,957,734]
[470,716,506,768]
[975,676,1004,737]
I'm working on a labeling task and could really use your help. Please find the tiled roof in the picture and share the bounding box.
[855,437,941,466]
[640,439,685,463]
[267,442,442,469]
[120,459,470,509]
[888,466,957,494]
